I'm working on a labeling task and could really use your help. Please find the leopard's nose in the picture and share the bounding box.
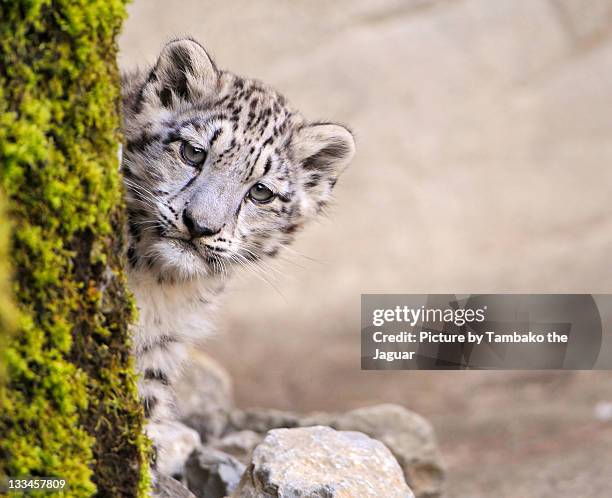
[182,209,221,239]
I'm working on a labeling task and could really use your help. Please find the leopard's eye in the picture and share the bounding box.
[180,141,207,166]
[249,183,275,203]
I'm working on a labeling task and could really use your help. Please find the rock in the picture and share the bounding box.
[210,430,263,464]
[301,404,444,498]
[149,420,201,478]
[173,356,443,497]
[227,408,301,433]
[223,404,444,498]
[154,474,197,498]
[231,426,414,498]
[185,446,246,498]
[176,349,234,441]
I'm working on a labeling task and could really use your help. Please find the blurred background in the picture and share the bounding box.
[119,1,612,496]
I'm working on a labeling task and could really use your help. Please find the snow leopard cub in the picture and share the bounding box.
[121,38,354,476]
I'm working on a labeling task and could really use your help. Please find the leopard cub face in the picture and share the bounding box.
[122,38,354,281]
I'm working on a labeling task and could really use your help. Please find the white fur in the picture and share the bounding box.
[129,271,222,349]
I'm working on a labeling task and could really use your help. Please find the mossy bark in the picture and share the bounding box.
[0,2,149,497]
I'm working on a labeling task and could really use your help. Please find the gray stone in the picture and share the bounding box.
[185,446,246,498]
[154,474,197,498]
[301,404,444,498]
[176,350,234,441]
[227,407,302,433]
[231,426,414,498]
[150,420,201,478]
[224,404,444,498]
[210,430,263,464]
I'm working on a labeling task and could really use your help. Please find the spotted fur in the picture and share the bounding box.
[121,38,354,477]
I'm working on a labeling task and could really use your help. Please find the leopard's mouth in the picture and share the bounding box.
[162,235,197,250]
[163,236,223,254]
[161,236,230,268]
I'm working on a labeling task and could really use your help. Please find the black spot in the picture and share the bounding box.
[162,128,181,145]
[140,335,178,354]
[265,248,280,257]
[215,94,230,106]
[159,87,173,108]
[245,160,256,181]
[175,77,190,100]
[251,149,262,172]
[210,128,222,146]
[305,173,321,189]
[144,368,169,386]
[122,165,135,179]
[133,84,146,114]
[127,246,138,267]
[127,132,160,153]
[303,141,351,171]
[264,157,272,175]
[128,220,142,240]
[132,69,158,114]
[158,212,176,229]
[142,396,158,418]
[282,223,300,234]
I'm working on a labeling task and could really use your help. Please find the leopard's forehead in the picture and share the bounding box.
[218,76,298,144]
[132,71,304,184]
[214,72,299,134]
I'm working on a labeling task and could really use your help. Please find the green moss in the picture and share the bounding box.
[0,1,150,496]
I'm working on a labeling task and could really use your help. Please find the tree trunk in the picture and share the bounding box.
[0,2,148,496]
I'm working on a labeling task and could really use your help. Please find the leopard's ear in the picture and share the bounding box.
[290,123,355,216]
[139,39,218,111]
